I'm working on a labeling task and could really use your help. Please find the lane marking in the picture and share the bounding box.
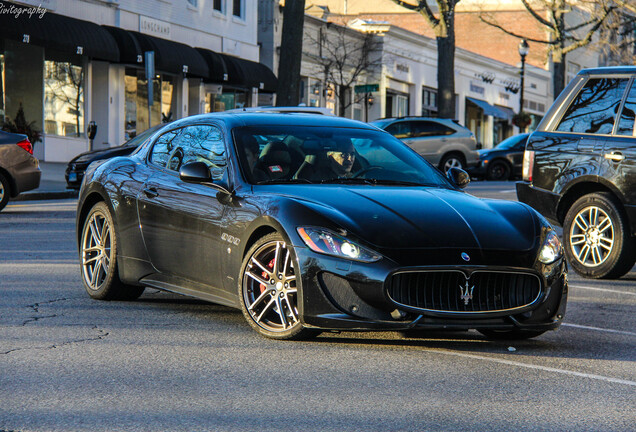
[431,348,636,387]
[570,284,636,296]
[563,323,636,337]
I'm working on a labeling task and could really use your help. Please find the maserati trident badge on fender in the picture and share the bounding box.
[459,280,474,305]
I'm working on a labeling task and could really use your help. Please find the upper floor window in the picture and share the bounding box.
[213,0,224,12]
[233,0,243,19]
[187,0,198,7]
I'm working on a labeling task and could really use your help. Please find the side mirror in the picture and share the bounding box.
[180,162,212,183]
[446,167,470,189]
[179,161,233,196]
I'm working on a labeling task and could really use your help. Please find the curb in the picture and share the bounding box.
[13,190,79,202]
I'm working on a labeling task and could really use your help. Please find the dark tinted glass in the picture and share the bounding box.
[181,125,227,180]
[149,129,181,169]
[556,78,629,134]
[617,80,636,136]
[495,134,527,150]
[412,121,454,137]
[384,121,411,138]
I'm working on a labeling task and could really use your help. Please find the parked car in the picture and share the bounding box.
[0,130,41,211]
[468,133,529,181]
[65,124,165,189]
[76,112,567,341]
[517,66,636,279]
[370,117,479,173]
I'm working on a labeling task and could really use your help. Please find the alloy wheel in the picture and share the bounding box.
[242,240,299,333]
[443,158,462,172]
[569,205,614,267]
[81,211,112,290]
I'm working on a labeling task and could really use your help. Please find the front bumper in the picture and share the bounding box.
[65,164,85,190]
[295,246,568,333]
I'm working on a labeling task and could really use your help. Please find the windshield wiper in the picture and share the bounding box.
[256,178,315,185]
[319,177,377,185]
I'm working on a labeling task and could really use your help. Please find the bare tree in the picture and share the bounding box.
[597,1,636,66]
[306,23,381,117]
[479,0,616,98]
[389,0,459,119]
[276,0,306,106]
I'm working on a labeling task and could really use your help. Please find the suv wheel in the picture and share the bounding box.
[439,153,465,173]
[563,193,635,279]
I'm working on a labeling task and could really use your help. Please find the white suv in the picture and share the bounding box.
[371,117,479,173]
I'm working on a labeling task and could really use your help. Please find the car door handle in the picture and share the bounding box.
[143,187,158,198]
[604,152,625,162]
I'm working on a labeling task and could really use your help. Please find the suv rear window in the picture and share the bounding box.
[556,77,629,135]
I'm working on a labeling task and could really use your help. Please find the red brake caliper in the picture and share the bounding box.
[259,258,275,293]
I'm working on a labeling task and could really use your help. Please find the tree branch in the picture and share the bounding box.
[479,15,552,44]
[520,0,552,28]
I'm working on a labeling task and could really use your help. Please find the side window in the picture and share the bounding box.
[617,79,636,136]
[149,129,181,169]
[384,121,412,139]
[181,125,227,180]
[412,121,455,137]
[556,77,629,135]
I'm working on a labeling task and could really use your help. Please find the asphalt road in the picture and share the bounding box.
[1,185,635,432]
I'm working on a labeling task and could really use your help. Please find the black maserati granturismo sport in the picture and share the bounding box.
[76,113,568,340]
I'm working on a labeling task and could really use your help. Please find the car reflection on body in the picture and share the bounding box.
[76,113,567,340]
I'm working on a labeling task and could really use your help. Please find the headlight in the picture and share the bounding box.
[538,230,563,264]
[297,227,381,262]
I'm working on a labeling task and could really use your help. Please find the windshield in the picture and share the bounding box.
[494,134,528,150]
[232,125,450,187]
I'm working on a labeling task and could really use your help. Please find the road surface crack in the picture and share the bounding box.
[22,298,67,326]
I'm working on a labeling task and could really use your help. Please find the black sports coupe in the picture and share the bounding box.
[76,113,568,340]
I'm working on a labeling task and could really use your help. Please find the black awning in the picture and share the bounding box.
[0,11,119,62]
[219,54,278,92]
[128,31,208,78]
[195,48,229,84]
[102,26,144,66]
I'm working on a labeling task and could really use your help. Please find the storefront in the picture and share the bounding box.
[0,9,277,162]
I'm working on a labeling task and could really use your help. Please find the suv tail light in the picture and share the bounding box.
[522,150,534,182]
[16,139,33,155]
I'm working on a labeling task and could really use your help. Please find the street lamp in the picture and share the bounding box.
[518,39,529,113]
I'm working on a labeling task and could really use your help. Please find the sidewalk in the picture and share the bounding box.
[13,161,78,201]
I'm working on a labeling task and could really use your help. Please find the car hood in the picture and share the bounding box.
[276,185,538,252]
[71,146,136,164]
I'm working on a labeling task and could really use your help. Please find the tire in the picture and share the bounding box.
[80,202,145,300]
[439,153,466,173]
[486,160,511,181]
[238,233,319,340]
[478,329,546,340]
[563,193,635,279]
[0,172,10,212]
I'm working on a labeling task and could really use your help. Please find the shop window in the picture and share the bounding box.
[44,57,85,138]
[422,87,437,116]
[125,68,170,140]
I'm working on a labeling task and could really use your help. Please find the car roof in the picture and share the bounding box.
[168,112,378,130]
[225,106,334,116]
[578,66,636,76]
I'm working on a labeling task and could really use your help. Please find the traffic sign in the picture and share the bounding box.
[354,84,379,94]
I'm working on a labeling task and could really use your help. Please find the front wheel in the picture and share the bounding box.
[0,172,10,211]
[80,202,145,300]
[486,160,511,181]
[563,193,634,279]
[238,233,318,340]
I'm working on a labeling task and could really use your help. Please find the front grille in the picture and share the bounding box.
[386,270,542,313]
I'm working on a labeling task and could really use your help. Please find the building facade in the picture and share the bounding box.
[1,0,277,162]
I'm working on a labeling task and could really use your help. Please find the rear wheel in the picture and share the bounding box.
[486,160,511,181]
[439,153,466,174]
[563,193,634,279]
[478,329,546,340]
[80,202,145,300]
[238,233,318,340]
[0,172,10,211]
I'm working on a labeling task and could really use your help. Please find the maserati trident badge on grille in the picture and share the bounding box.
[459,281,474,305]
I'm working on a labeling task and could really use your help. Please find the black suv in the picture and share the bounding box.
[517,67,635,279]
